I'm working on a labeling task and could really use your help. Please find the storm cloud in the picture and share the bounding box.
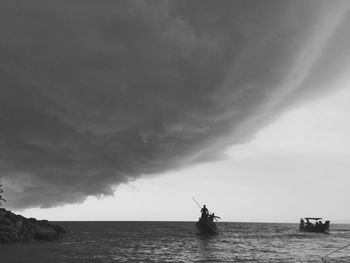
[1,0,350,208]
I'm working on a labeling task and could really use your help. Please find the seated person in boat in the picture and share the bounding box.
[306,219,314,228]
[315,220,324,231]
[209,213,220,223]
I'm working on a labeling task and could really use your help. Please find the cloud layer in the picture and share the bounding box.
[1,0,350,208]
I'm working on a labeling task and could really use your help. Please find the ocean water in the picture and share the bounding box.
[1,222,350,262]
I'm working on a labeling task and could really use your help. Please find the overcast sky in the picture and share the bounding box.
[1,1,350,222]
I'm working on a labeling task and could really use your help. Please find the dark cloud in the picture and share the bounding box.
[0,0,349,208]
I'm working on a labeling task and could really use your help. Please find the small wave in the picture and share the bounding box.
[331,229,350,232]
[321,256,350,263]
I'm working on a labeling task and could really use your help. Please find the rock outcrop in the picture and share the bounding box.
[0,208,69,243]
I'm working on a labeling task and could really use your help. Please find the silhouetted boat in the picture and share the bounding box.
[196,218,218,234]
[299,217,330,233]
[192,198,220,234]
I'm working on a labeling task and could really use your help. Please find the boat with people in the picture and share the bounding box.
[192,198,220,234]
[299,217,330,233]
[196,213,219,234]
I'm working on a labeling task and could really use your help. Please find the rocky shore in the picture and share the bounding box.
[0,208,69,243]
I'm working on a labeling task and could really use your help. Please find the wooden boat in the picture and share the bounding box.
[196,218,218,234]
[299,217,330,233]
[192,198,220,234]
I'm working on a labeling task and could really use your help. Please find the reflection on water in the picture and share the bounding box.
[1,222,350,262]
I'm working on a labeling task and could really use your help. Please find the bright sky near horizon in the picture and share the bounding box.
[19,85,350,222]
[1,1,350,222]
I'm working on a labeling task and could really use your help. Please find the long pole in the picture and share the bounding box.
[192,197,202,209]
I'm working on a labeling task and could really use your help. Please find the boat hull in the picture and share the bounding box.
[299,220,330,233]
[196,220,218,234]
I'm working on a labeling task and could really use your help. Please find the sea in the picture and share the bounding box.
[1,222,350,263]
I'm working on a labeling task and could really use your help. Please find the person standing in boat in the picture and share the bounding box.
[200,205,209,221]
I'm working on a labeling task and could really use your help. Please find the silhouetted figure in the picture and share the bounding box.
[200,205,208,221]
[306,219,312,226]
[305,219,314,230]
[318,220,324,231]
[209,213,221,222]
[299,218,305,231]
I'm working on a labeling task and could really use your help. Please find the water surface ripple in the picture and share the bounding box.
[1,222,350,262]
